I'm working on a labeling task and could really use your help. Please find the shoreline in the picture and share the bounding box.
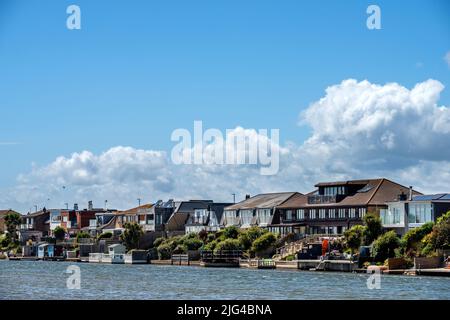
[4,257,450,278]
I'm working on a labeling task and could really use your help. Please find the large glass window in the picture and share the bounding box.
[224,210,237,226]
[309,209,317,219]
[319,209,326,219]
[408,203,432,224]
[329,209,336,219]
[297,209,305,220]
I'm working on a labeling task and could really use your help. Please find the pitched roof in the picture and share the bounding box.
[277,179,421,208]
[0,209,20,216]
[116,204,154,216]
[225,192,299,211]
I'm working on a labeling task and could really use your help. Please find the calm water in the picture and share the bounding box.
[0,260,449,300]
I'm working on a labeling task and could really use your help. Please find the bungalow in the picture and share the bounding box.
[273,178,421,236]
[382,193,450,235]
[0,209,21,233]
[166,200,232,235]
[221,192,299,230]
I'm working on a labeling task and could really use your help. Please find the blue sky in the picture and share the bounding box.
[0,0,449,210]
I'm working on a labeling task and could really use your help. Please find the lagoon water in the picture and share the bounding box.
[0,260,449,300]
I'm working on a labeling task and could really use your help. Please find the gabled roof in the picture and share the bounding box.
[277,179,421,208]
[225,192,299,211]
[0,209,21,216]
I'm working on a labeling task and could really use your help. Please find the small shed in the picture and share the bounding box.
[108,244,126,255]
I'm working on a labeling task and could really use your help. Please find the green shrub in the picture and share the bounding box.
[76,232,91,241]
[222,226,240,239]
[251,232,277,253]
[214,239,242,253]
[97,232,113,240]
[173,244,187,254]
[202,240,218,251]
[372,231,400,262]
[401,222,434,255]
[153,237,165,248]
[157,243,172,260]
[183,238,203,251]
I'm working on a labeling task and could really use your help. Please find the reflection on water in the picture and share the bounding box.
[0,261,449,300]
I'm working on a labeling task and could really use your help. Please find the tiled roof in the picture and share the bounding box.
[225,192,299,211]
[277,179,421,208]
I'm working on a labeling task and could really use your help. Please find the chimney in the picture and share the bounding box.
[74,203,79,211]
[88,201,93,211]
[409,186,413,201]
[246,194,251,200]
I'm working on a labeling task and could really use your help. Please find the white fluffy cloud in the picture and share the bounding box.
[2,79,450,212]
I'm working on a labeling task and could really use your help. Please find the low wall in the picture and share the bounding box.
[387,258,408,270]
[414,256,443,269]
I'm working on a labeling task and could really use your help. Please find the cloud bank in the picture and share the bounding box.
[2,79,450,212]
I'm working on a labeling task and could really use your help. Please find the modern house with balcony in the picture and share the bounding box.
[221,192,299,230]
[141,199,175,232]
[382,193,450,235]
[273,179,421,236]
[114,204,153,231]
[166,200,232,236]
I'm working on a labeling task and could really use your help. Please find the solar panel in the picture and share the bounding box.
[440,194,450,200]
[413,194,446,201]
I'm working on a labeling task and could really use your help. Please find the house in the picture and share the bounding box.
[61,202,117,235]
[273,179,421,236]
[139,199,175,232]
[382,193,450,235]
[166,200,232,235]
[114,204,153,231]
[221,192,299,230]
[19,209,50,242]
[0,209,21,233]
[184,203,231,234]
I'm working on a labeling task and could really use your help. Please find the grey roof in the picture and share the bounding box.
[225,192,299,211]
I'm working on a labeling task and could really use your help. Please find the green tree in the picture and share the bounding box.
[53,226,66,241]
[120,222,144,251]
[422,211,450,253]
[183,238,204,251]
[344,225,366,253]
[97,232,113,240]
[4,212,21,243]
[362,214,383,245]
[372,231,400,262]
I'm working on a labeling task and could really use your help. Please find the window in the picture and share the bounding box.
[319,209,326,219]
[240,210,254,227]
[329,209,336,219]
[285,210,293,221]
[309,209,317,219]
[349,208,356,219]
[297,209,305,220]
[360,208,367,218]
[338,209,346,218]
[257,209,271,225]
[224,210,237,226]
[63,216,68,222]
[194,209,207,224]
